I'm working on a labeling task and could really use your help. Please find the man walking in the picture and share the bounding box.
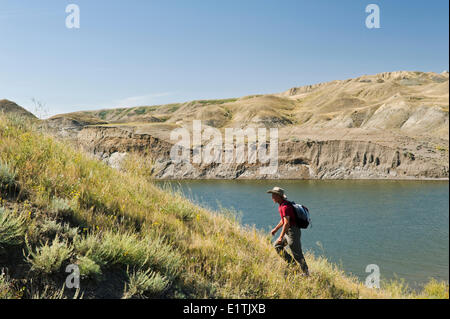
[267,186,309,276]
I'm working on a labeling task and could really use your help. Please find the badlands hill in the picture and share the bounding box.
[50,71,448,136]
[3,71,449,179]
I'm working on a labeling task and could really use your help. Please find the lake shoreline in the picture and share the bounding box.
[157,179,449,288]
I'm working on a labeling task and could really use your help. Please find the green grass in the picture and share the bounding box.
[134,108,147,115]
[98,111,108,120]
[0,112,448,299]
[196,98,238,106]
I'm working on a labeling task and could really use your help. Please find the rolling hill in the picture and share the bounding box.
[0,100,36,119]
[51,71,448,137]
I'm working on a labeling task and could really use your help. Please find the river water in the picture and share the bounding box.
[156,180,449,288]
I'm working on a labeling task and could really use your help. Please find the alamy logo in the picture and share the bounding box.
[365,264,380,288]
[170,121,279,175]
[365,4,380,29]
[65,264,80,289]
[65,4,80,29]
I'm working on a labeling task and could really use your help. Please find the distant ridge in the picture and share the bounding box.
[49,70,449,139]
[0,99,37,119]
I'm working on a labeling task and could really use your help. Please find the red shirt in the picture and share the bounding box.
[278,201,297,227]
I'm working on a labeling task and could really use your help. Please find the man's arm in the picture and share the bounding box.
[271,219,284,236]
[277,217,290,243]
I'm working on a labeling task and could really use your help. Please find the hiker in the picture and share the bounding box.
[268,186,309,276]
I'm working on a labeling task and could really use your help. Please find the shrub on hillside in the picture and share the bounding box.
[0,272,18,299]
[0,161,16,192]
[73,230,181,277]
[38,219,78,241]
[123,268,169,299]
[25,235,73,274]
[76,256,102,280]
[49,197,74,218]
[0,207,26,250]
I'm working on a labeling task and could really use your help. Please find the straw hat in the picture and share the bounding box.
[266,186,287,199]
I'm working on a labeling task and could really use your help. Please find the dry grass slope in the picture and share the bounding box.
[0,100,37,120]
[0,113,448,299]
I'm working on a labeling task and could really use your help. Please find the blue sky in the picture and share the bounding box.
[0,0,448,117]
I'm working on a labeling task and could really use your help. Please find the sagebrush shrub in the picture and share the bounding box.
[123,268,168,299]
[49,197,73,218]
[0,207,26,249]
[0,161,16,190]
[25,235,73,274]
[76,256,102,280]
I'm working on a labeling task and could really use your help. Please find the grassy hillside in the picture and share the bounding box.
[0,113,448,299]
[0,100,37,120]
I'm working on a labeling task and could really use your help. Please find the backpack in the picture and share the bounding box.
[289,201,311,229]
